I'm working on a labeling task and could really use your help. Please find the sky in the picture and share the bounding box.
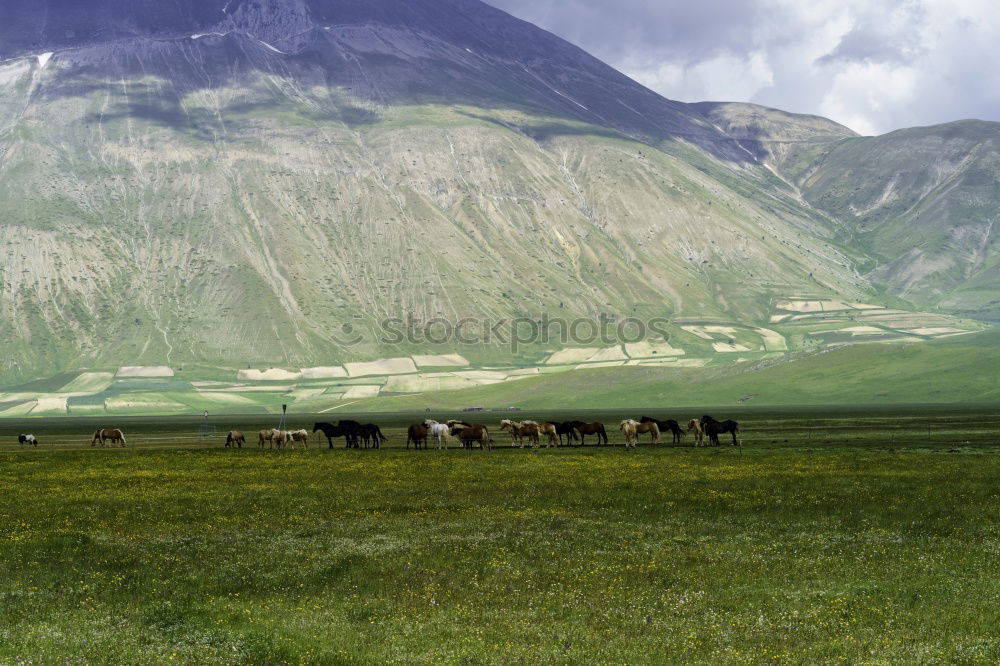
[486,0,1000,136]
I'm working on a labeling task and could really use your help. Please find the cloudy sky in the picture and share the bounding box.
[486,0,1000,136]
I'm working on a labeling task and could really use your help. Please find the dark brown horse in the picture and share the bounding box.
[547,422,579,446]
[450,423,493,450]
[640,417,684,444]
[92,429,126,447]
[701,415,740,446]
[571,421,608,446]
[406,424,428,450]
[225,430,246,448]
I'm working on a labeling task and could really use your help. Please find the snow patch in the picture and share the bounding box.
[258,40,286,55]
[37,52,53,68]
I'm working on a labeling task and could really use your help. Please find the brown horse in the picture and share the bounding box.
[407,424,429,449]
[226,430,246,448]
[571,421,608,446]
[500,420,540,448]
[258,429,281,448]
[92,429,126,447]
[450,423,493,451]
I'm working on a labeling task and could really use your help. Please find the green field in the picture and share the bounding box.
[2,407,999,663]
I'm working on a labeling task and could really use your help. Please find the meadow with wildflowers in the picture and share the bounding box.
[1,408,999,663]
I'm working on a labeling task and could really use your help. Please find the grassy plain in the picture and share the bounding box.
[1,407,999,663]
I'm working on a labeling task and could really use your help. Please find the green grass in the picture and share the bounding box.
[1,407,999,662]
[343,330,1000,411]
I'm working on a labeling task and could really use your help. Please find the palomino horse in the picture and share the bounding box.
[686,420,704,446]
[620,420,659,446]
[701,415,740,446]
[18,434,39,447]
[525,421,558,447]
[571,421,608,446]
[619,420,640,448]
[500,420,540,448]
[640,417,684,444]
[225,430,246,448]
[92,429,126,447]
[407,424,429,449]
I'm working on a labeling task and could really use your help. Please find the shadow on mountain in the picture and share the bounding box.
[27,23,753,163]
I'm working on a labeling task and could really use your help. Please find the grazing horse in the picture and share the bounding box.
[258,428,278,448]
[686,419,705,446]
[225,430,246,448]
[424,420,455,449]
[288,429,310,449]
[571,421,608,446]
[92,429,126,447]
[358,424,388,449]
[640,417,684,444]
[272,430,292,449]
[548,422,579,446]
[500,420,539,448]
[450,423,492,451]
[18,434,38,447]
[701,415,740,446]
[406,424,429,449]
[619,420,640,448]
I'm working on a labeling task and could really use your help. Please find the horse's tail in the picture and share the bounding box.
[119,431,126,444]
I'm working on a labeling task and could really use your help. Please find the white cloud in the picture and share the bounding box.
[488,0,1000,134]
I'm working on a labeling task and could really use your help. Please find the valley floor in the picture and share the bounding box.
[1,407,999,663]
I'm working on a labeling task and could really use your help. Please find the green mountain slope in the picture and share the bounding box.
[0,0,997,393]
[706,107,1000,320]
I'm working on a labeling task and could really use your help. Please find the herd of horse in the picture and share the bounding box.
[14,416,739,451]
[401,415,739,450]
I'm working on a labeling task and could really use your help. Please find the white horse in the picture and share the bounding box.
[424,420,455,450]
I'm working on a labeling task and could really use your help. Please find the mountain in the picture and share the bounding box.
[0,0,996,391]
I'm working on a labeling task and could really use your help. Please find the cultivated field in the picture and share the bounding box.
[1,407,999,663]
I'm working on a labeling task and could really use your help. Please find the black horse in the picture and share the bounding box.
[358,424,388,449]
[313,422,350,449]
[336,420,364,448]
[547,422,579,446]
[701,415,740,446]
[640,417,684,444]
